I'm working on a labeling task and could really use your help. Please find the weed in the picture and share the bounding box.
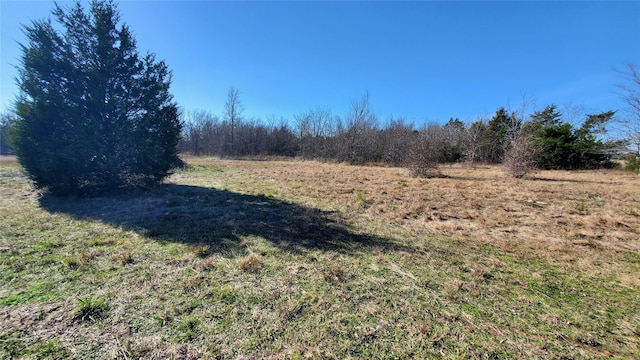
[74,296,108,321]
[240,253,262,272]
[356,190,368,208]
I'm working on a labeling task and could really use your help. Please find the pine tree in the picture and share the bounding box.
[11,0,181,195]
[481,108,520,163]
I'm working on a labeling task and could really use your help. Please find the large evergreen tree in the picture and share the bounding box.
[11,0,181,195]
[524,105,616,170]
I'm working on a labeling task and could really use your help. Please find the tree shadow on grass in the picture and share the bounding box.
[39,184,409,256]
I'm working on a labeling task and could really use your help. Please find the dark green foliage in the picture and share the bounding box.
[10,0,181,195]
[481,108,520,163]
[525,105,616,170]
[533,122,578,169]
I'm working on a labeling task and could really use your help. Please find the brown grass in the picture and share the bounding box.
[181,156,640,288]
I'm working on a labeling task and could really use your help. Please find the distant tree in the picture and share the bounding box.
[267,124,298,157]
[380,117,414,166]
[438,118,464,163]
[616,63,640,157]
[223,87,243,155]
[296,107,334,159]
[462,119,486,165]
[481,108,520,163]
[0,112,16,155]
[339,92,380,164]
[528,104,563,129]
[573,111,616,169]
[180,110,220,155]
[10,0,181,195]
[525,105,616,170]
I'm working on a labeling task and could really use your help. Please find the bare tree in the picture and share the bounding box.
[224,87,244,155]
[380,117,414,165]
[616,63,640,156]
[296,107,335,159]
[462,119,486,166]
[340,92,380,164]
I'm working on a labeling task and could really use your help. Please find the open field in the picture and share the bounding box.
[1,157,639,359]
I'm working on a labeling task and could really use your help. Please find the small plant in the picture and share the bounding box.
[75,296,108,321]
[240,254,262,272]
[356,190,368,208]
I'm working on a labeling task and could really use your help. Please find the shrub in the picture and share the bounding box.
[405,131,440,178]
[503,135,540,178]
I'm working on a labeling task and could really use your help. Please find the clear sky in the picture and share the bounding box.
[1,1,639,126]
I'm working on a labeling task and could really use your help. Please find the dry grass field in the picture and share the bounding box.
[183,157,639,287]
[1,156,639,359]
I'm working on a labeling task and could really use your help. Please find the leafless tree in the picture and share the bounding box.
[224,87,244,155]
[340,92,380,163]
[616,63,640,156]
[380,117,414,165]
[462,119,486,166]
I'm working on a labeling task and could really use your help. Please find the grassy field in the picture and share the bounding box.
[1,155,639,359]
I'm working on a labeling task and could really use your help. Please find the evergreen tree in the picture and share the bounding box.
[11,0,181,195]
[481,108,519,163]
[525,106,616,170]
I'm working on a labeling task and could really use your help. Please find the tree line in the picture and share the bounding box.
[180,90,624,175]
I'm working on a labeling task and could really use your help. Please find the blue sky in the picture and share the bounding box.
[1,1,639,126]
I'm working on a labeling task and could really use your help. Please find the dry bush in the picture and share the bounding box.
[503,135,540,178]
[405,130,440,178]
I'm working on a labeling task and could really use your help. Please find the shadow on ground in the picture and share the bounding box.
[39,184,408,255]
